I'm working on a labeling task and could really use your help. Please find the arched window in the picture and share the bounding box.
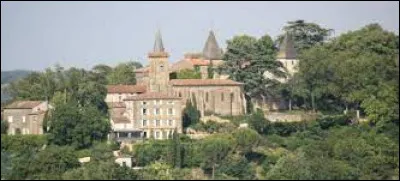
[179,92,182,97]
[221,93,224,101]
[206,92,209,102]
[230,92,234,102]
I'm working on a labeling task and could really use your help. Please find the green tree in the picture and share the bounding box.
[47,101,110,149]
[247,108,268,134]
[107,63,137,85]
[276,19,333,53]
[1,119,8,134]
[177,69,201,79]
[182,100,201,128]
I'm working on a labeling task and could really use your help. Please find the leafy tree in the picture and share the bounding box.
[201,134,234,179]
[182,100,201,128]
[1,119,8,134]
[276,19,333,53]
[47,101,110,149]
[221,34,285,112]
[177,69,201,79]
[247,108,268,134]
[107,63,136,85]
[232,128,261,154]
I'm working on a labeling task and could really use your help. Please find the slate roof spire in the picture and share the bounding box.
[202,30,223,60]
[277,32,297,59]
[153,29,165,53]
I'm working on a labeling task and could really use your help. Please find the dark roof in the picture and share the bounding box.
[107,85,147,94]
[4,101,43,109]
[203,30,223,60]
[277,32,297,59]
[124,92,181,101]
[170,79,243,86]
[154,29,165,53]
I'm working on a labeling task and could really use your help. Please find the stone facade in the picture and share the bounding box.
[3,101,50,135]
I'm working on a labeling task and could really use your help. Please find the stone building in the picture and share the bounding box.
[3,101,51,135]
[106,30,246,141]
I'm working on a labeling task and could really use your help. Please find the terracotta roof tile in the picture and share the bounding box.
[107,85,147,94]
[124,92,181,101]
[5,101,43,109]
[169,79,243,86]
[188,59,210,66]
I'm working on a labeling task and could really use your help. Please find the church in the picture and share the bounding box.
[106,30,247,142]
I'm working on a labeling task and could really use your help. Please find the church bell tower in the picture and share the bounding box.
[148,30,170,92]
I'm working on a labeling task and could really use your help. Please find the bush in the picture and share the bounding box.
[1,135,47,152]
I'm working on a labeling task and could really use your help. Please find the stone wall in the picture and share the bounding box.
[265,112,317,122]
[171,85,246,116]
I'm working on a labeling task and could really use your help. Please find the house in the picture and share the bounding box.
[3,101,51,135]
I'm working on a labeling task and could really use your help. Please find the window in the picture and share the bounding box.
[142,101,147,105]
[155,120,161,127]
[168,108,173,115]
[8,116,13,123]
[22,116,26,123]
[155,108,160,115]
[168,120,174,126]
[160,65,164,71]
[142,108,147,115]
[142,120,147,127]
[206,92,209,102]
[221,93,224,101]
[230,93,234,102]
[178,92,182,97]
[155,131,160,139]
[142,131,147,138]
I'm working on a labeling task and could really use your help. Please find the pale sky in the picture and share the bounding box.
[1,1,399,71]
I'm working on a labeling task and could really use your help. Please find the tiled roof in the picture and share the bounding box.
[107,102,126,108]
[169,79,243,86]
[4,101,43,109]
[124,92,181,101]
[188,59,210,66]
[107,85,147,94]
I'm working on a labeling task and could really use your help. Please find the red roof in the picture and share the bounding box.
[107,85,147,94]
[169,79,243,86]
[5,101,43,109]
[124,92,181,101]
[187,59,210,66]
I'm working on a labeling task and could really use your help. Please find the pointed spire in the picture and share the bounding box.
[277,32,297,59]
[203,30,223,60]
[153,29,164,53]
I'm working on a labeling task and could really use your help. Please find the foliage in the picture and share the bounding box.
[107,62,137,85]
[177,69,201,79]
[1,135,47,152]
[221,34,285,104]
[47,101,110,149]
[276,19,333,53]
[182,100,201,128]
[1,119,8,134]
[247,108,268,134]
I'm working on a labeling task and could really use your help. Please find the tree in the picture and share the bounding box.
[221,34,285,112]
[232,128,261,154]
[182,100,201,128]
[1,119,8,134]
[47,101,110,149]
[276,19,333,53]
[107,63,136,85]
[201,134,234,179]
[177,69,201,79]
[247,108,268,134]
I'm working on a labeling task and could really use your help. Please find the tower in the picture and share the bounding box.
[277,32,298,77]
[148,30,170,92]
[202,30,223,60]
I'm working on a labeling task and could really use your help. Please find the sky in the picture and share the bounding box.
[1,1,399,71]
